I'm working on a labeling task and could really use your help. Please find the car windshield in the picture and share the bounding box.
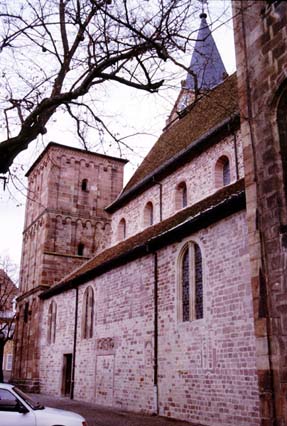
[13,387,45,410]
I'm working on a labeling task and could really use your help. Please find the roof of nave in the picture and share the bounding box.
[26,142,128,177]
[40,178,245,300]
[106,73,239,213]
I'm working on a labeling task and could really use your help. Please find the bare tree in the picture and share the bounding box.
[0,256,18,382]
[0,0,203,175]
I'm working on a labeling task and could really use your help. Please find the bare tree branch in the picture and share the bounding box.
[0,0,204,174]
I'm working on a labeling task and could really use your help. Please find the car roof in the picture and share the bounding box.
[0,383,14,390]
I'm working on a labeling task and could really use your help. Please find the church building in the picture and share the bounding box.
[12,2,287,426]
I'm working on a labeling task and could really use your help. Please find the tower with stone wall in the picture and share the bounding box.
[12,142,127,391]
[233,1,287,424]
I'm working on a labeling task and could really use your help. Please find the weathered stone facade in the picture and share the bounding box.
[233,1,287,424]
[39,211,260,426]
[12,4,287,425]
[110,132,244,244]
[12,72,263,424]
[12,143,126,391]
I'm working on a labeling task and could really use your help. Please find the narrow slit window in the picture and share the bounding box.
[176,182,187,210]
[144,202,154,226]
[78,243,84,256]
[47,301,57,344]
[82,286,94,339]
[118,218,126,240]
[81,179,88,191]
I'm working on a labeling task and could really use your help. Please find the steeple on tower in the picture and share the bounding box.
[166,7,228,127]
[185,12,227,91]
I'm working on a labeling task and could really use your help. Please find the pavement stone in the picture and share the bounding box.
[27,393,202,426]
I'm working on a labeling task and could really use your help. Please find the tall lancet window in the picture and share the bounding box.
[82,286,94,339]
[144,202,154,226]
[47,301,57,344]
[179,242,203,322]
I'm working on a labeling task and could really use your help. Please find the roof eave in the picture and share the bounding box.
[25,142,128,177]
[40,181,245,300]
[106,113,240,213]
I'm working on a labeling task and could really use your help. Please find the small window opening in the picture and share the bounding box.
[81,179,88,191]
[215,156,231,188]
[176,182,187,210]
[24,302,29,323]
[144,202,154,226]
[118,218,126,240]
[78,243,84,256]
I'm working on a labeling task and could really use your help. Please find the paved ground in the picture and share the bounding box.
[27,393,202,426]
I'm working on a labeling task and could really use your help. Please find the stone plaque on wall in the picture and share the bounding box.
[96,337,116,355]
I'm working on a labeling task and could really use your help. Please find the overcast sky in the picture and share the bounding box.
[0,0,236,273]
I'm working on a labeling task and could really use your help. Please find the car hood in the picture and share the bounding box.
[35,405,85,420]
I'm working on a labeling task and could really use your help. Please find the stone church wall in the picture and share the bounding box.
[40,210,260,426]
[233,1,287,423]
[110,131,244,245]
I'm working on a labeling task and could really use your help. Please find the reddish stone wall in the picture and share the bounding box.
[40,211,260,426]
[20,145,125,294]
[233,1,287,424]
[12,294,42,392]
[111,131,244,244]
[14,144,125,389]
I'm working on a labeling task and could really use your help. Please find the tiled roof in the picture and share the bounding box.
[107,73,239,213]
[40,178,245,299]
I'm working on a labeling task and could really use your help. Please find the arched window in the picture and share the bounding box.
[144,202,154,226]
[215,156,231,188]
[81,179,88,191]
[118,218,126,240]
[82,286,94,339]
[178,242,203,322]
[175,181,187,210]
[47,301,57,344]
[77,243,84,256]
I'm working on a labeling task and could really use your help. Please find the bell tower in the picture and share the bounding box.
[12,142,127,391]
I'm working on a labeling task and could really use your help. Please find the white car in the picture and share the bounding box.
[0,383,88,426]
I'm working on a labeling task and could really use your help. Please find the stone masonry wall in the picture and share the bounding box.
[110,131,244,244]
[20,145,125,294]
[40,210,260,426]
[233,1,287,424]
[14,144,126,389]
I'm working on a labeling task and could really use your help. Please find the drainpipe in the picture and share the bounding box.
[153,251,159,415]
[70,286,78,400]
[153,178,163,221]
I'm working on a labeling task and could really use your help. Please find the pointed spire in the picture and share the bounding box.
[185,13,227,91]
